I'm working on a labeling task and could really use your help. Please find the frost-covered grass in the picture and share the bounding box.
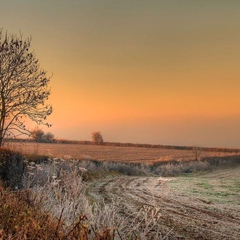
[22,157,166,239]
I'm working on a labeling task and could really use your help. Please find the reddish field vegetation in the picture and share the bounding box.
[7,142,240,164]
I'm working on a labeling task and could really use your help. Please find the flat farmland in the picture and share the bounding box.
[7,142,239,163]
[6,142,240,239]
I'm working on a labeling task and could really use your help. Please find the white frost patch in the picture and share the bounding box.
[158,177,173,182]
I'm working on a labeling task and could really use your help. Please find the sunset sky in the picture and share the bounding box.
[1,1,240,147]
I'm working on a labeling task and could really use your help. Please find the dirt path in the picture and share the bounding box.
[87,167,240,239]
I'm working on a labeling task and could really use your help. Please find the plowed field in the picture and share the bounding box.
[7,142,239,163]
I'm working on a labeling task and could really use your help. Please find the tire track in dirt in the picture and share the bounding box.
[88,175,240,239]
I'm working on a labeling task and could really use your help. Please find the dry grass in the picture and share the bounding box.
[0,184,110,240]
[21,157,165,239]
[0,150,116,240]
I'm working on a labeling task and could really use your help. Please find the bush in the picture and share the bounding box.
[152,160,210,176]
[0,149,26,189]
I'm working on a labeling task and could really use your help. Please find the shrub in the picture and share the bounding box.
[152,160,210,176]
[0,149,26,189]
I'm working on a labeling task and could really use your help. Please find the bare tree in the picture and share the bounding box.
[92,131,104,145]
[45,132,55,142]
[31,127,54,143]
[31,127,45,142]
[0,30,52,146]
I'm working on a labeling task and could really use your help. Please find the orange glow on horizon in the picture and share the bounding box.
[1,1,240,147]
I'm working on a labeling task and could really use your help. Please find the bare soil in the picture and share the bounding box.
[88,167,240,239]
[7,142,239,164]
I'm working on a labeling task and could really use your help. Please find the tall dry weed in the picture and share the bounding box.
[22,157,168,239]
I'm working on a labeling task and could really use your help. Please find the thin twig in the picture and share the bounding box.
[55,207,64,233]
[116,228,123,240]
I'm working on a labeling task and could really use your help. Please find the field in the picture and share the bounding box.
[4,142,240,239]
[88,166,240,239]
[6,142,240,163]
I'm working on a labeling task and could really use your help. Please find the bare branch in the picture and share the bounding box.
[0,30,52,146]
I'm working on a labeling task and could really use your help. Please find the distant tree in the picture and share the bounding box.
[92,131,103,145]
[0,30,52,146]
[31,128,45,142]
[31,128,54,143]
[45,132,55,142]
